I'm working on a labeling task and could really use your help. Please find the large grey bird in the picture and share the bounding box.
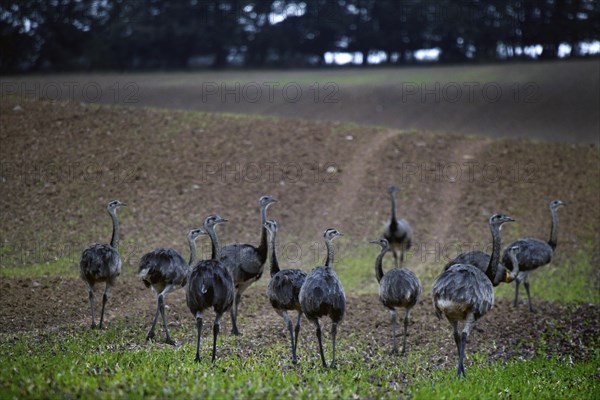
[138,228,204,345]
[220,195,277,335]
[265,220,307,364]
[502,199,566,312]
[186,214,234,362]
[79,200,126,329]
[299,228,345,368]
[370,238,422,355]
[432,213,517,377]
[383,186,413,267]
[443,213,516,287]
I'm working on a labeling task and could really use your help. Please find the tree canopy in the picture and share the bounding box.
[1,0,598,72]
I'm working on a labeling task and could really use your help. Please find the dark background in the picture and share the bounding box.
[1,0,599,73]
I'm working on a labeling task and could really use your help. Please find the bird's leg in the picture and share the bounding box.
[147,294,160,341]
[400,247,405,268]
[158,285,176,345]
[331,322,339,368]
[459,332,468,378]
[294,312,302,363]
[392,250,399,268]
[195,312,204,362]
[315,320,327,368]
[514,277,521,308]
[279,311,296,364]
[87,285,96,329]
[211,313,223,362]
[98,283,111,330]
[459,314,476,378]
[389,309,398,354]
[451,322,462,377]
[523,274,535,313]
[230,289,243,335]
[402,308,411,355]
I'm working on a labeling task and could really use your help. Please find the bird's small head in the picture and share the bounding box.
[506,245,520,257]
[489,213,514,230]
[550,199,566,210]
[388,185,400,194]
[107,200,126,213]
[369,238,389,250]
[204,214,227,229]
[263,219,278,234]
[324,228,343,242]
[260,195,277,209]
[187,228,205,241]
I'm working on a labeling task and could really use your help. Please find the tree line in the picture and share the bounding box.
[1,0,599,73]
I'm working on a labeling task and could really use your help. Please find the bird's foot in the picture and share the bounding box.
[90,322,97,329]
[529,308,537,314]
[231,329,241,336]
[98,323,104,330]
[391,348,399,355]
[146,331,155,341]
[194,356,201,363]
[165,337,176,346]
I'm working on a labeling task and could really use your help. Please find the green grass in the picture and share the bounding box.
[1,320,597,399]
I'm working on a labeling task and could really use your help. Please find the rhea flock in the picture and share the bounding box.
[299,228,345,368]
[502,199,566,312]
[138,228,204,344]
[186,215,234,362]
[370,237,422,355]
[383,186,413,268]
[79,200,126,329]
[265,219,307,364]
[432,213,514,377]
[220,195,277,335]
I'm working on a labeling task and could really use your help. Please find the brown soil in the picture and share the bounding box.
[0,94,599,364]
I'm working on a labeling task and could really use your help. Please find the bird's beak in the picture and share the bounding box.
[368,239,379,244]
[120,202,127,206]
[507,216,515,221]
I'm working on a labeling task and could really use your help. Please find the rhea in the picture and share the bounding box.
[265,220,307,364]
[443,213,516,287]
[370,238,422,355]
[502,199,566,312]
[220,195,277,335]
[138,228,204,345]
[383,186,413,267]
[299,228,345,368]
[432,213,514,377]
[186,214,234,362]
[79,200,126,329]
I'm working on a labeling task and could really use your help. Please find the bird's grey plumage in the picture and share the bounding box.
[432,213,513,377]
[265,220,307,364]
[432,263,494,377]
[299,228,345,368]
[502,199,565,312]
[186,214,234,362]
[371,238,422,355]
[138,228,203,344]
[220,195,277,335]
[383,186,413,268]
[79,200,126,329]
[443,213,515,286]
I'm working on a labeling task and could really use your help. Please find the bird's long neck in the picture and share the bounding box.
[486,223,501,283]
[375,248,386,283]
[207,226,220,260]
[109,210,119,248]
[548,207,559,250]
[389,192,397,225]
[325,239,335,268]
[257,205,269,262]
[269,232,280,277]
[188,237,197,266]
